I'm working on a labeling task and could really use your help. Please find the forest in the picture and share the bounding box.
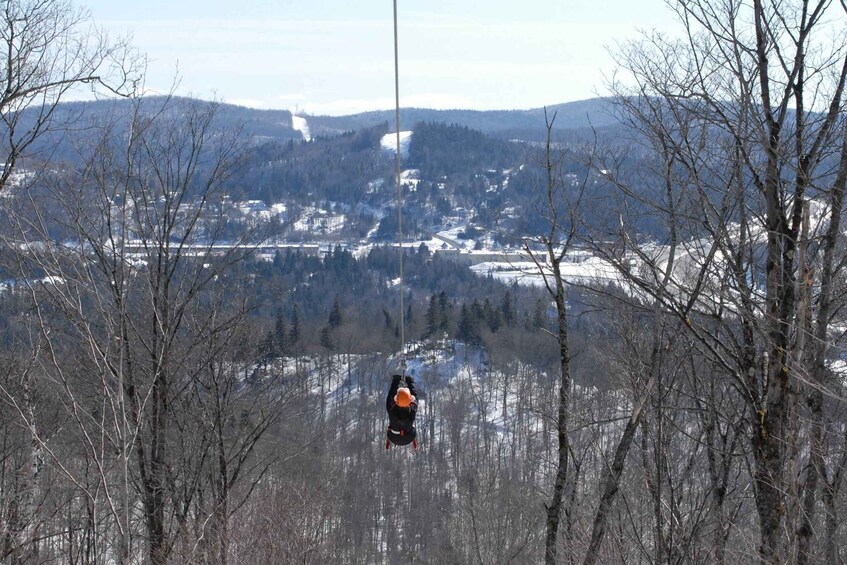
[0,1,846,565]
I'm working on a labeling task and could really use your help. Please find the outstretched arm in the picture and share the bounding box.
[386,374,402,411]
[406,376,418,419]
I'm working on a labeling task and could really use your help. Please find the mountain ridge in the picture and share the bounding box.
[301,97,620,139]
[25,95,622,144]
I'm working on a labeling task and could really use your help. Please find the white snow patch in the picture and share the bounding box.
[236,200,272,220]
[380,131,413,158]
[470,255,623,288]
[291,114,311,141]
[400,169,420,190]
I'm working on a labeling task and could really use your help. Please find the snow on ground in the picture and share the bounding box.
[291,114,311,141]
[400,169,420,190]
[292,207,346,234]
[317,342,523,440]
[380,131,413,158]
[472,255,624,288]
[429,222,477,250]
[236,200,277,220]
[367,178,385,194]
[254,329,638,460]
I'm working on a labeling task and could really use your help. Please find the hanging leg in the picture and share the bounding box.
[385,438,391,450]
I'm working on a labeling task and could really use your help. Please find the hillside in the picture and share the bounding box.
[0,95,666,249]
[7,95,621,149]
[304,97,623,140]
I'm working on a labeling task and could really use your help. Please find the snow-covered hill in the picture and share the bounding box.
[380,131,413,158]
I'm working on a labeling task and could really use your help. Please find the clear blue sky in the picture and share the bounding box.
[80,0,679,115]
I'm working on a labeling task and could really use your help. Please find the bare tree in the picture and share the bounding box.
[521,109,580,565]
[600,0,847,562]
[0,0,138,190]
[0,94,293,564]
[0,2,136,560]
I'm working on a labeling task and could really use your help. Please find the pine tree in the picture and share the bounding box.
[320,326,333,350]
[438,291,453,333]
[531,299,546,331]
[273,309,289,354]
[425,293,441,338]
[484,298,500,333]
[501,290,516,327]
[329,295,343,328]
[457,303,482,345]
[290,303,302,345]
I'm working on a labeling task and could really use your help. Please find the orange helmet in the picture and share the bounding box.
[395,387,414,408]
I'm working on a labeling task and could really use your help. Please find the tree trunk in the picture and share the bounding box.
[583,359,657,565]
[536,109,574,565]
[9,372,42,565]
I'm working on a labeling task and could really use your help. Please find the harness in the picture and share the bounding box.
[385,427,417,450]
[386,372,418,450]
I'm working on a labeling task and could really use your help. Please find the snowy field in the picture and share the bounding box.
[470,256,623,288]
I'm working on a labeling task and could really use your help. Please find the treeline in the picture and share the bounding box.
[405,121,527,179]
[238,124,393,206]
[246,245,555,365]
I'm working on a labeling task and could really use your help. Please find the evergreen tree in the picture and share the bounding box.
[320,326,333,350]
[329,295,343,328]
[425,293,441,338]
[273,309,289,354]
[457,304,480,345]
[501,290,516,327]
[530,299,546,331]
[438,291,453,333]
[290,303,303,345]
[484,298,500,333]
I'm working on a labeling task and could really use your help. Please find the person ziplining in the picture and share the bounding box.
[382,1,419,451]
[385,374,418,449]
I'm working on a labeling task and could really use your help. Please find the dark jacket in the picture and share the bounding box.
[386,374,417,446]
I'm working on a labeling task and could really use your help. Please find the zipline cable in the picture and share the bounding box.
[393,4,418,479]
[393,0,406,378]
